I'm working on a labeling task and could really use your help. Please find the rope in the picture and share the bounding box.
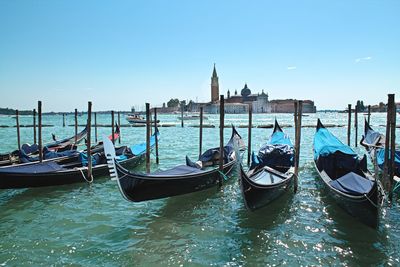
[217,170,229,181]
[79,168,93,183]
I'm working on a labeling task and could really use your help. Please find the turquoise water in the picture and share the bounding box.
[0,112,399,266]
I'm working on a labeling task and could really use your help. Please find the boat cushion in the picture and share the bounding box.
[153,165,203,176]
[329,172,374,195]
[0,161,66,174]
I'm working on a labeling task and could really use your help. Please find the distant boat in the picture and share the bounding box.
[126,114,159,124]
[177,114,208,121]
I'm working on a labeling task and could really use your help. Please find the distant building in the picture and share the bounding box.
[157,65,317,114]
[211,64,219,102]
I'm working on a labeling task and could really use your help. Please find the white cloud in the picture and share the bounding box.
[287,66,297,70]
[355,56,372,63]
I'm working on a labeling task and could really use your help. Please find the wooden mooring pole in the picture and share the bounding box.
[367,105,371,125]
[63,113,65,127]
[354,103,358,147]
[294,101,303,193]
[87,101,92,180]
[74,109,78,143]
[118,111,121,144]
[389,94,396,201]
[16,110,21,150]
[219,95,225,187]
[94,112,98,143]
[38,101,43,162]
[181,103,184,128]
[146,103,151,173]
[383,95,392,193]
[347,104,351,146]
[111,111,115,145]
[247,104,252,166]
[199,106,203,157]
[154,107,159,164]
[33,109,37,144]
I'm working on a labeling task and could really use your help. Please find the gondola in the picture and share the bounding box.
[0,126,89,167]
[0,129,157,189]
[313,119,382,228]
[360,119,400,179]
[104,126,245,202]
[240,120,295,211]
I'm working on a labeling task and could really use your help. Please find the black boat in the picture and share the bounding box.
[313,119,382,228]
[104,126,245,202]
[360,119,400,179]
[0,129,157,189]
[0,126,89,167]
[240,120,295,211]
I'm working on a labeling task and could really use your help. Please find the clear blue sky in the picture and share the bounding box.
[0,0,399,111]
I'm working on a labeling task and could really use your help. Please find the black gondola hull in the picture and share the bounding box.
[314,163,380,228]
[0,154,145,189]
[117,161,236,202]
[240,166,294,211]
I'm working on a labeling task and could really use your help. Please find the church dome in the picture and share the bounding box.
[241,83,251,97]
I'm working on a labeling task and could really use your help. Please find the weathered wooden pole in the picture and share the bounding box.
[383,97,391,192]
[389,94,396,201]
[16,110,21,150]
[347,104,351,146]
[118,111,121,144]
[367,105,371,125]
[294,101,303,193]
[154,107,159,164]
[247,104,252,166]
[33,108,37,144]
[63,113,65,127]
[94,112,98,143]
[219,95,225,187]
[87,101,92,180]
[181,103,184,127]
[354,103,358,147]
[146,103,151,173]
[111,111,115,145]
[38,101,43,162]
[199,106,204,157]
[74,109,78,143]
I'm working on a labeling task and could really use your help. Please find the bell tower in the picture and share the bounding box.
[211,64,219,102]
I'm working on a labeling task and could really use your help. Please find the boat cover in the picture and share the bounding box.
[314,127,356,160]
[376,148,400,176]
[0,161,65,174]
[363,128,382,146]
[130,133,157,156]
[330,172,374,195]
[21,143,39,155]
[153,165,203,176]
[258,144,294,168]
[269,131,293,146]
[198,146,233,164]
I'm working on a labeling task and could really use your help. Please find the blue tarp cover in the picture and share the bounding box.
[154,165,203,176]
[269,131,293,146]
[0,161,65,174]
[314,127,356,160]
[376,148,400,176]
[130,134,156,156]
[330,172,374,195]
